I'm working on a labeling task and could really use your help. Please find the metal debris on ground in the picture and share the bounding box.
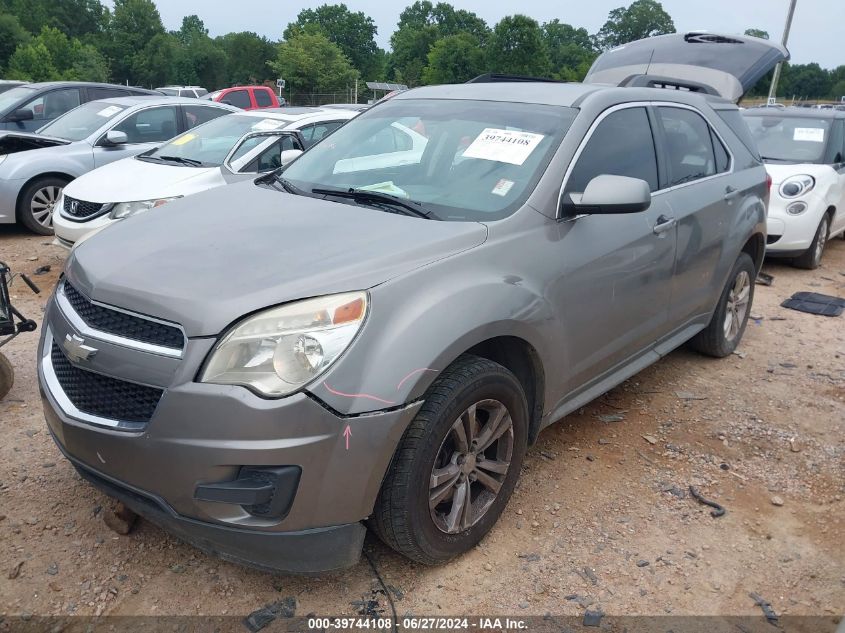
[33,265,51,275]
[689,486,726,518]
[243,597,297,632]
[755,272,774,286]
[598,413,625,423]
[749,592,778,624]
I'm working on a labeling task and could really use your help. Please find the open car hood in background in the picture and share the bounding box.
[584,32,790,103]
[0,132,69,155]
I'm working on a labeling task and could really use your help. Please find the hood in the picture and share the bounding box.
[763,162,835,186]
[585,32,789,103]
[63,156,228,204]
[0,131,70,156]
[66,181,488,336]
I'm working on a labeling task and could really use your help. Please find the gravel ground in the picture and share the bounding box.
[0,225,843,621]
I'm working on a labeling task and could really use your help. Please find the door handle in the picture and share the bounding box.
[653,215,676,235]
[724,185,741,201]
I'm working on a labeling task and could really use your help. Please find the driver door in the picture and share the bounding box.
[550,105,677,400]
[92,106,180,168]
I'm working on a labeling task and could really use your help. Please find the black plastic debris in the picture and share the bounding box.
[689,486,726,518]
[243,597,296,632]
[33,265,51,276]
[749,591,779,625]
[781,292,845,317]
[583,609,604,627]
[755,272,774,286]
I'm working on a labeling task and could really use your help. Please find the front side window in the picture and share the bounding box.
[280,99,577,222]
[221,90,251,109]
[565,107,658,195]
[38,100,127,141]
[241,136,301,173]
[743,114,832,163]
[24,88,81,121]
[657,107,717,187]
[112,106,179,144]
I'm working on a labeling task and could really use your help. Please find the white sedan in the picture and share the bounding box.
[743,107,845,269]
[53,107,358,249]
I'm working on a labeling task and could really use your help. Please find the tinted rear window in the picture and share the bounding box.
[254,89,273,107]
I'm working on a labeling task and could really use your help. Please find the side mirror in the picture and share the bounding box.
[280,149,303,166]
[8,108,34,122]
[103,130,128,146]
[561,174,651,217]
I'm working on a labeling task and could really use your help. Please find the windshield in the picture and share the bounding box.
[140,113,287,167]
[0,86,36,114]
[38,101,128,141]
[743,114,831,163]
[280,99,577,221]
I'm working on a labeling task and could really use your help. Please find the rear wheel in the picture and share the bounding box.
[17,176,67,235]
[793,213,829,270]
[690,253,755,358]
[0,352,13,400]
[369,355,528,564]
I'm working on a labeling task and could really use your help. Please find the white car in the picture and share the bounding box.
[54,107,358,249]
[743,107,845,268]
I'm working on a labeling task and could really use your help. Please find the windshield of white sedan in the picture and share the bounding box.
[38,101,128,141]
[139,114,287,167]
[743,114,831,163]
[279,99,577,221]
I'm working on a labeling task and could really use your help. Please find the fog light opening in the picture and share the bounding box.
[786,201,808,216]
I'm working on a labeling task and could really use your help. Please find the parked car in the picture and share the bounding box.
[0,97,237,234]
[54,107,358,248]
[204,86,280,110]
[0,80,25,94]
[0,82,160,132]
[321,103,370,112]
[742,107,845,268]
[39,32,784,573]
[156,86,208,98]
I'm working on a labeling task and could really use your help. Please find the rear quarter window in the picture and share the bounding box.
[717,109,761,160]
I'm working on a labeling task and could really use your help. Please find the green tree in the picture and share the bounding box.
[744,28,769,39]
[176,14,208,45]
[781,63,832,99]
[101,0,166,83]
[67,42,109,81]
[216,31,276,85]
[0,12,29,72]
[487,14,550,77]
[0,0,106,39]
[422,33,486,84]
[6,41,58,82]
[132,32,180,87]
[271,31,357,102]
[543,20,596,80]
[595,0,675,50]
[285,4,381,80]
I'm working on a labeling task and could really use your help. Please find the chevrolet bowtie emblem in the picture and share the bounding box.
[63,333,98,363]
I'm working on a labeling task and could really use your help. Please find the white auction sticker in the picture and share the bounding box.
[96,105,123,118]
[251,119,284,131]
[463,128,545,165]
[491,178,515,196]
[794,127,824,143]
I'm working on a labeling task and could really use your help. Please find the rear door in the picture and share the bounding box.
[585,32,789,102]
[552,105,676,396]
[653,104,736,327]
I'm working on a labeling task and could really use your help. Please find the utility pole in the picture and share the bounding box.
[767,0,798,103]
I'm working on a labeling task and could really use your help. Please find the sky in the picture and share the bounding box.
[111,0,841,69]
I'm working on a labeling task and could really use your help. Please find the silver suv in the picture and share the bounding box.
[38,33,787,573]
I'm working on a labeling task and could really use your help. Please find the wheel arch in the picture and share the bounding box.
[741,231,765,273]
[15,172,74,219]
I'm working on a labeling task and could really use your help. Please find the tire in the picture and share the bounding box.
[0,352,13,401]
[689,252,756,358]
[17,176,67,235]
[369,354,528,564]
[792,213,830,270]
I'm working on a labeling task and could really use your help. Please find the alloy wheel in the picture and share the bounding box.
[723,270,751,342]
[30,185,61,229]
[429,399,514,534]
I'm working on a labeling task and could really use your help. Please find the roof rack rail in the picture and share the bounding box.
[466,73,561,84]
[619,74,720,96]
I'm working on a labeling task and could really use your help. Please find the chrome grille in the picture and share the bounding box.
[61,196,108,220]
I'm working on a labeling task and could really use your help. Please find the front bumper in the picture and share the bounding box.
[765,189,828,254]
[0,176,26,224]
[52,208,115,249]
[38,293,422,572]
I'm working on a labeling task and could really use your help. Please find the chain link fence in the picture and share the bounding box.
[285,89,367,106]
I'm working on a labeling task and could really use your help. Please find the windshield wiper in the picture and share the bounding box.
[311,187,435,219]
[256,171,304,195]
[156,155,203,167]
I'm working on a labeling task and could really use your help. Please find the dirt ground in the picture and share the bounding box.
[0,225,843,622]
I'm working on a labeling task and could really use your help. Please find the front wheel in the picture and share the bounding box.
[17,176,68,235]
[689,253,756,358]
[792,213,830,270]
[369,355,528,564]
[0,352,13,400]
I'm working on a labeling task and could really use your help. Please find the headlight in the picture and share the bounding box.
[779,175,814,199]
[200,292,367,397]
[109,197,181,219]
